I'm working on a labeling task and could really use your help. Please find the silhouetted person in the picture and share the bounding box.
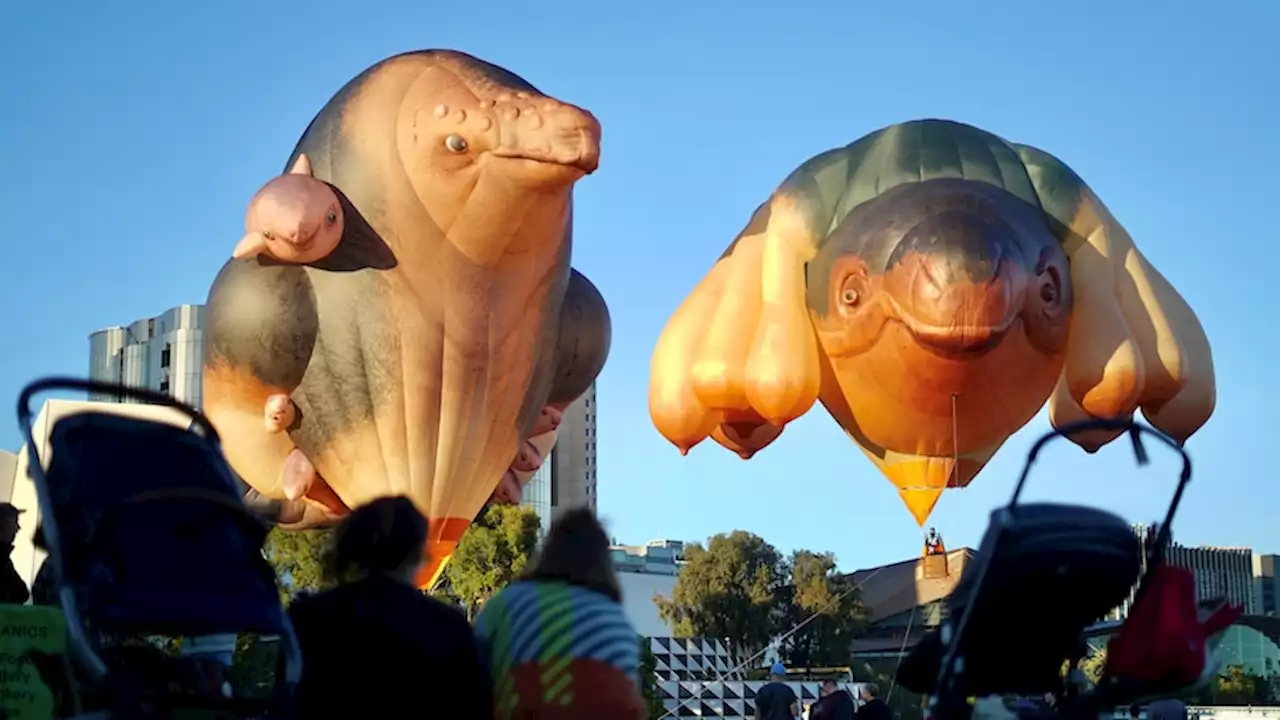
[287,496,490,719]
[756,663,798,720]
[856,682,893,720]
[0,503,30,604]
[474,507,646,719]
[811,679,856,720]
[29,525,58,606]
[1146,698,1186,720]
[1130,704,1142,720]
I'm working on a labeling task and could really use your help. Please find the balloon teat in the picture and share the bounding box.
[232,232,268,259]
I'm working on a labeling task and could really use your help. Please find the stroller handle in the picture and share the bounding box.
[930,418,1193,719]
[1007,417,1191,559]
[16,376,221,446]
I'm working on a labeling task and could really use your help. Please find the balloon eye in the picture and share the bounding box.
[326,211,338,224]
[1040,284,1057,303]
[444,134,469,153]
[262,230,273,240]
[842,288,859,306]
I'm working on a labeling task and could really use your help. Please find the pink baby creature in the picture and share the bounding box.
[232,154,344,264]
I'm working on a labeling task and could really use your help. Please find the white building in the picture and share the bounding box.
[88,305,205,408]
[612,539,685,637]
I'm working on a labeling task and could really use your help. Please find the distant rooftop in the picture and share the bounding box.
[610,539,686,576]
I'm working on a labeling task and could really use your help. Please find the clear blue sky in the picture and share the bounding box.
[2,1,1277,572]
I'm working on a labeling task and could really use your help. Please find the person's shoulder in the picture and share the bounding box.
[413,591,468,621]
[760,681,793,696]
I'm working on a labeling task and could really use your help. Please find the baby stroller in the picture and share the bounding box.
[895,418,1235,720]
[17,377,302,718]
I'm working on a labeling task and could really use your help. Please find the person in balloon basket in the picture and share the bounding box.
[755,663,799,720]
[474,507,647,719]
[855,682,893,720]
[286,496,492,718]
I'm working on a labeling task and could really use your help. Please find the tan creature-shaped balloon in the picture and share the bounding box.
[650,119,1215,526]
[232,154,345,264]
[203,51,609,588]
[487,267,611,510]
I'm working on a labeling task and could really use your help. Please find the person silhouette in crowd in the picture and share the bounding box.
[810,679,856,720]
[29,525,58,606]
[1146,697,1186,720]
[287,496,491,718]
[474,507,646,719]
[755,663,798,720]
[856,682,893,720]
[0,503,31,604]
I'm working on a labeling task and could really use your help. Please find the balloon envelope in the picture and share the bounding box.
[203,50,610,587]
[649,119,1214,524]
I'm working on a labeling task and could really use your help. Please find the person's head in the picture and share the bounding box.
[521,506,621,602]
[821,679,838,697]
[1130,704,1142,719]
[0,504,23,545]
[324,496,427,585]
[770,662,787,682]
[860,682,879,701]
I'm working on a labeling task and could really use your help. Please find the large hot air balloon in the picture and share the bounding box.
[649,119,1214,526]
[203,50,611,587]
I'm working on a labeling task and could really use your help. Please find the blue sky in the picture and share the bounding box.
[2,1,1277,572]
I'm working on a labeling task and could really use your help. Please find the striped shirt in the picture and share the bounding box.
[474,580,640,717]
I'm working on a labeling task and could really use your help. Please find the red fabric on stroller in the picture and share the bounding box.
[1105,564,1241,689]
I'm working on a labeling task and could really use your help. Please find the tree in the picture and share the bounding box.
[638,635,666,720]
[654,531,785,658]
[1077,646,1107,687]
[1208,664,1272,705]
[444,505,541,619]
[777,550,866,667]
[263,527,335,602]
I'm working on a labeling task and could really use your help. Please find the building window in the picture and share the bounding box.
[160,343,172,369]
[159,379,171,394]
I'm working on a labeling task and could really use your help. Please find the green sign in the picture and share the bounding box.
[0,605,66,719]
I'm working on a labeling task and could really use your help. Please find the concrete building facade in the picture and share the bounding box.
[1254,554,1280,617]
[550,383,598,517]
[1112,526,1259,618]
[612,539,684,637]
[88,304,205,408]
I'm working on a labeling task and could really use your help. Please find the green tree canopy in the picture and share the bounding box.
[1208,663,1272,705]
[778,550,866,667]
[263,527,334,602]
[638,635,665,719]
[444,504,542,619]
[654,530,785,658]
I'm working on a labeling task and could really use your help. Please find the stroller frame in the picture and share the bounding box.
[17,376,304,717]
[926,418,1193,720]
